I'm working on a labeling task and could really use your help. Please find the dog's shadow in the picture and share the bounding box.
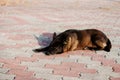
[34,33,54,48]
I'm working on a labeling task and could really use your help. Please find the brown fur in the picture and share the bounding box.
[33,29,112,55]
[63,29,109,52]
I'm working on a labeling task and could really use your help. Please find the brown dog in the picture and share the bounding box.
[33,29,112,55]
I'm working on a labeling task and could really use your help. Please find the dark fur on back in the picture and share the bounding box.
[33,29,112,55]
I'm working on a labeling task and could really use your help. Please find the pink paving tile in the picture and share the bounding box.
[54,69,80,77]
[112,64,120,73]
[15,56,37,62]
[15,77,43,80]
[110,77,120,80]
[45,64,70,71]
[4,63,27,71]
[8,69,34,77]
[92,56,116,66]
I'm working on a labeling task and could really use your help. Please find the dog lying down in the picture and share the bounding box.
[33,29,112,55]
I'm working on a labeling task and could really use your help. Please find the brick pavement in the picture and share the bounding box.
[0,0,120,80]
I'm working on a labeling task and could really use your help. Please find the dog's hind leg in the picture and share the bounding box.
[70,40,79,51]
[63,37,72,52]
[63,34,79,52]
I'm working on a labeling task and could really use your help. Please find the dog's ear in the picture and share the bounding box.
[53,32,57,40]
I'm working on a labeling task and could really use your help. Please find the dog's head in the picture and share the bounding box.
[104,39,112,52]
[45,32,67,55]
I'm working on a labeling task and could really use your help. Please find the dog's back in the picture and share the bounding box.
[63,29,112,52]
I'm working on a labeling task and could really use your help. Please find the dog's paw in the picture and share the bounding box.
[32,49,40,52]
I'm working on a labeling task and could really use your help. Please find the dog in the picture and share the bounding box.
[33,29,112,55]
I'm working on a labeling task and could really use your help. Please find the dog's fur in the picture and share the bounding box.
[33,29,112,55]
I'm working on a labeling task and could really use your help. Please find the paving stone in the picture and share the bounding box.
[15,56,37,62]
[75,55,101,65]
[87,65,113,72]
[54,69,80,77]
[0,73,15,80]
[45,64,70,71]
[8,69,34,78]
[0,63,3,67]
[35,73,62,80]
[0,49,33,59]
[61,62,85,68]
[0,51,17,59]
[92,55,115,66]
[70,67,97,74]
[3,64,26,72]
[110,77,120,80]
[116,58,120,64]
[105,52,120,59]
[28,67,53,74]
[63,77,85,80]
[54,57,77,63]
[21,61,45,68]
[112,64,120,73]
[0,68,9,73]
[69,55,92,64]
[87,65,120,77]
[38,59,62,64]
[0,58,20,65]
[15,76,43,80]
[80,73,109,80]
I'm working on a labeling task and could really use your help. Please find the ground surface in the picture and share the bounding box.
[0,0,120,80]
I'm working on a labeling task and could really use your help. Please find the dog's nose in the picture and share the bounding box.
[105,49,110,52]
[104,48,110,52]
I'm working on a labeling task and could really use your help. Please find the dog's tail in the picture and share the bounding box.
[104,39,112,52]
[33,46,49,52]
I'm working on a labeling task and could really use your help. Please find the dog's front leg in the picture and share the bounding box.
[63,37,72,52]
[70,40,78,51]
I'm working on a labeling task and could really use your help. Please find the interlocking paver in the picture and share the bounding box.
[0,68,9,73]
[53,69,80,77]
[54,57,77,63]
[21,61,45,68]
[116,58,120,64]
[0,73,15,80]
[0,0,120,80]
[38,59,62,64]
[28,67,53,74]
[80,73,110,80]
[110,77,120,80]
[112,64,120,73]
[35,73,62,80]
[0,63,3,67]
[87,65,120,77]
[15,76,43,80]
[63,77,85,80]
[45,64,70,71]
[8,69,34,78]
